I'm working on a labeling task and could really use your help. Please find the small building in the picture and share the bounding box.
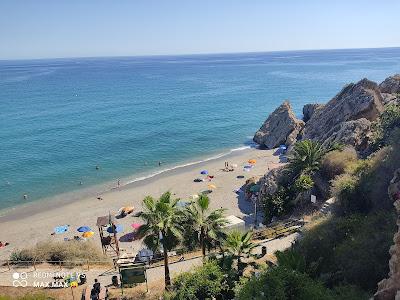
[223,215,246,232]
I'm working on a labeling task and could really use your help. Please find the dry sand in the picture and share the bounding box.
[0,147,281,260]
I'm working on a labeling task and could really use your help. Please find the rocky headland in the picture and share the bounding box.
[253,75,400,153]
[252,74,400,299]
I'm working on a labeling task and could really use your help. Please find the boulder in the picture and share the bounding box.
[257,166,285,202]
[303,103,324,122]
[302,78,384,143]
[379,74,400,94]
[321,118,372,152]
[374,168,400,300]
[253,101,304,149]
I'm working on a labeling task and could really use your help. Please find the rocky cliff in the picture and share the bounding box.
[380,74,400,106]
[253,76,400,151]
[374,168,400,300]
[302,78,384,144]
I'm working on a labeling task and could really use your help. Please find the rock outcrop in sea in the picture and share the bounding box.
[253,101,304,149]
[374,168,400,300]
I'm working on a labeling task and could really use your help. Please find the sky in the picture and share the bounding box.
[1,0,400,60]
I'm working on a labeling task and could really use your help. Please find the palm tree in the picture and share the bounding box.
[137,192,184,289]
[287,140,326,178]
[224,230,257,274]
[185,194,228,258]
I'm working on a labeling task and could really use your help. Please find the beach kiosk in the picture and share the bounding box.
[97,214,120,257]
[223,215,246,232]
[117,261,148,294]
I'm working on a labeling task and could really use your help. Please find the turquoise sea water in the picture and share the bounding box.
[1,48,400,210]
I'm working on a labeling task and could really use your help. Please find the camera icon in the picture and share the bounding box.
[12,272,28,287]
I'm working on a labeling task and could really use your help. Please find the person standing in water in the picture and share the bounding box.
[117,179,120,188]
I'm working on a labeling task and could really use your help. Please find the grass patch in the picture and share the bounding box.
[10,240,109,265]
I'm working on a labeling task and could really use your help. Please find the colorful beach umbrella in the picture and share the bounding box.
[131,223,142,230]
[200,170,208,175]
[77,226,91,233]
[248,159,257,164]
[107,224,123,234]
[82,231,94,238]
[54,225,69,234]
[208,184,217,189]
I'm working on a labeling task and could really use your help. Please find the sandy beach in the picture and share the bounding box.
[0,147,281,260]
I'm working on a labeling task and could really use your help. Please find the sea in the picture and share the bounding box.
[1,47,400,211]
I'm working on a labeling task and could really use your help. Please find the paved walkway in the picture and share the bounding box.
[0,233,298,290]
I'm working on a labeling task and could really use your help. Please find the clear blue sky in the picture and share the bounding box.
[1,0,400,59]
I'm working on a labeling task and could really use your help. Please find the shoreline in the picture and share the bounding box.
[0,147,281,260]
[0,144,256,222]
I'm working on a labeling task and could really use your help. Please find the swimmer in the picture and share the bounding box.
[158,161,162,166]
[79,181,83,185]
[95,165,99,170]
[23,194,28,200]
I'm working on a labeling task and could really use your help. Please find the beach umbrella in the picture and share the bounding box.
[54,225,69,234]
[248,159,257,164]
[250,185,260,193]
[200,170,208,175]
[131,223,142,230]
[107,224,123,234]
[82,231,94,238]
[208,184,217,189]
[77,226,91,233]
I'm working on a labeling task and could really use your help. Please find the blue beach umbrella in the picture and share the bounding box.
[54,225,69,234]
[200,170,208,175]
[77,226,91,233]
[107,224,123,234]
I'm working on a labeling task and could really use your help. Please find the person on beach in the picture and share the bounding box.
[91,279,101,300]
[23,194,28,200]
[0,241,9,248]
[117,179,120,188]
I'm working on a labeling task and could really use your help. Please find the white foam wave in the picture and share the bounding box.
[123,146,251,186]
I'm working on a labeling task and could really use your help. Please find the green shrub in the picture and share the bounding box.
[172,261,227,300]
[294,174,314,192]
[321,148,358,180]
[235,266,336,300]
[372,103,400,147]
[275,249,306,273]
[296,211,396,292]
[262,187,292,223]
[10,249,36,263]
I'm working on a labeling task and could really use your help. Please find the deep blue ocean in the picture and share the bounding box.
[1,48,400,210]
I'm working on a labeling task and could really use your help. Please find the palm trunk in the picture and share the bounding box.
[200,230,206,258]
[163,249,171,288]
[161,235,171,289]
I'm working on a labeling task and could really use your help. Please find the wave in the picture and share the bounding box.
[122,145,253,186]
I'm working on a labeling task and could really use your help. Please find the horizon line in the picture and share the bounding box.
[1,45,400,62]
